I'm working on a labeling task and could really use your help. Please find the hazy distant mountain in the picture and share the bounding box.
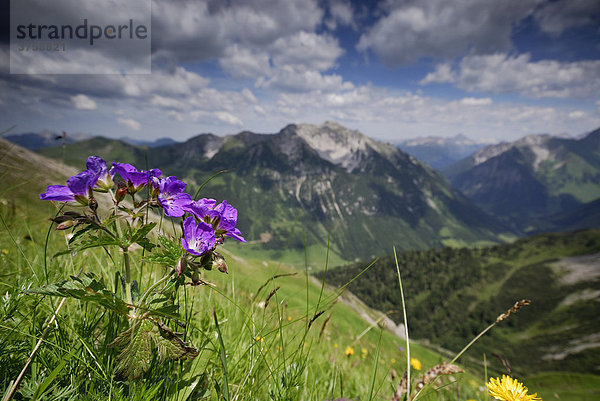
[398,134,490,169]
[38,121,511,260]
[119,137,179,148]
[444,129,600,231]
[3,130,92,150]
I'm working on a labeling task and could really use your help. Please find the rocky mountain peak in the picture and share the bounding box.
[282,121,394,172]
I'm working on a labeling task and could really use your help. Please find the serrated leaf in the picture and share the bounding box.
[110,319,198,380]
[68,224,96,245]
[112,320,154,380]
[130,223,156,244]
[26,273,129,315]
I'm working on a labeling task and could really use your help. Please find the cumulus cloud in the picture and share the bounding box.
[325,1,355,30]
[215,111,243,126]
[534,0,600,36]
[71,94,97,110]
[151,0,323,63]
[421,53,600,98]
[569,111,585,119]
[357,0,541,66]
[459,97,493,106]
[117,117,141,131]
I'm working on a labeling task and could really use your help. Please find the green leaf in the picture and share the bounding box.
[109,319,198,380]
[111,320,153,380]
[26,273,129,315]
[54,232,120,258]
[130,222,156,244]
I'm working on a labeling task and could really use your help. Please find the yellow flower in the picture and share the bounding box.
[1,249,8,255]
[487,375,541,401]
[255,335,264,343]
[333,343,338,348]
[361,347,368,358]
[410,357,422,371]
[391,358,396,364]
[288,316,292,321]
[345,346,354,357]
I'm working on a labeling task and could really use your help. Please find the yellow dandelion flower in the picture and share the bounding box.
[410,357,422,370]
[333,343,338,348]
[288,316,292,321]
[391,358,396,364]
[345,346,354,357]
[1,249,8,255]
[255,335,264,343]
[487,375,541,401]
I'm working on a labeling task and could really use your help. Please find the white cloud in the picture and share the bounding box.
[325,1,355,30]
[117,117,141,131]
[357,0,541,66]
[152,0,323,63]
[459,97,493,106]
[150,95,184,109]
[215,111,243,126]
[270,31,343,72]
[71,94,97,110]
[420,63,455,85]
[422,53,600,98]
[219,45,272,79]
[569,111,585,119]
[534,0,600,36]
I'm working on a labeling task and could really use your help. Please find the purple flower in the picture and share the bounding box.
[183,199,245,243]
[213,200,245,242]
[40,185,77,202]
[157,176,192,217]
[182,198,217,221]
[86,156,114,190]
[111,162,162,192]
[181,216,215,256]
[40,170,98,204]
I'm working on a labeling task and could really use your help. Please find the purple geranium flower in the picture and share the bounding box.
[40,169,98,204]
[182,198,217,221]
[181,216,215,256]
[86,156,114,190]
[213,200,245,242]
[157,176,192,217]
[183,198,245,242]
[111,162,162,192]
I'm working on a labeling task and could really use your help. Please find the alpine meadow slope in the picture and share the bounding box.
[38,121,513,262]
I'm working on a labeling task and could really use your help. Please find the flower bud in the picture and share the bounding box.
[212,252,228,274]
[55,220,77,230]
[176,257,187,276]
[115,183,127,204]
[88,197,98,212]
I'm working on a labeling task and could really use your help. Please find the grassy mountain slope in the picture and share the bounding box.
[4,139,598,399]
[443,129,600,231]
[38,122,512,262]
[3,139,493,400]
[320,230,600,376]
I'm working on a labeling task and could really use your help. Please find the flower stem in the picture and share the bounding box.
[123,247,133,307]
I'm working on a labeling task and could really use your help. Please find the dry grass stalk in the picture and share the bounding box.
[495,299,531,323]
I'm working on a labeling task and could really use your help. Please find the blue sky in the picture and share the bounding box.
[1,0,600,143]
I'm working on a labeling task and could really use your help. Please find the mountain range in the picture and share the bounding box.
[398,134,490,169]
[36,121,511,261]
[3,130,178,149]
[444,129,600,232]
